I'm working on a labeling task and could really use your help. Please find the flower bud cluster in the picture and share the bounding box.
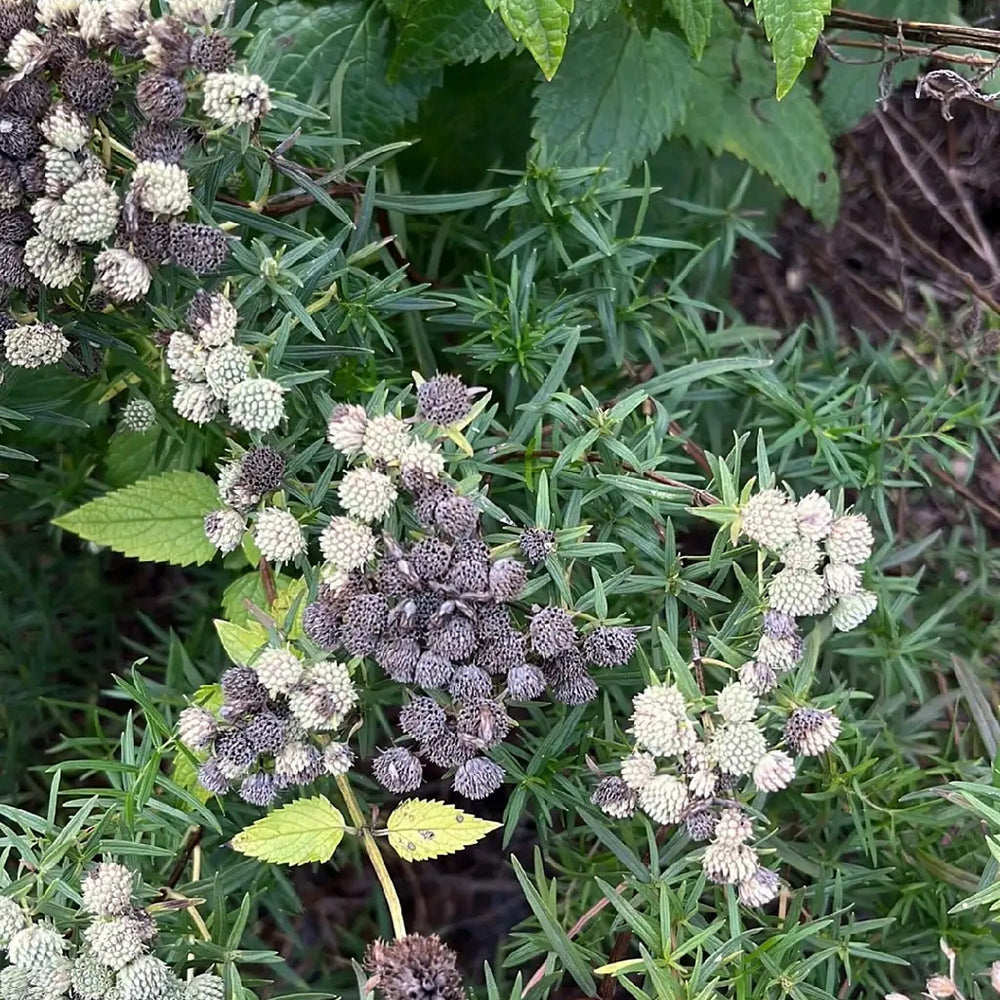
[591,486,879,907]
[0,863,223,1000]
[162,289,286,430]
[180,651,358,804]
[0,0,269,380]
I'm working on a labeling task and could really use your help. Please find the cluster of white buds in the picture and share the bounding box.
[0,864,224,1000]
[163,288,286,430]
[592,485,880,907]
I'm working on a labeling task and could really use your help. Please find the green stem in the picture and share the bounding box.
[336,773,407,939]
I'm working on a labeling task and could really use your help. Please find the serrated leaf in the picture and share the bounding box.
[231,795,346,865]
[386,799,501,862]
[497,0,573,79]
[663,0,713,57]
[52,471,219,567]
[531,16,694,174]
[214,619,269,665]
[752,0,830,99]
[256,1,439,147]
[389,0,516,76]
[681,35,838,225]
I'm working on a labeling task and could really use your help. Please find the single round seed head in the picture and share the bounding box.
[619,751,657,791]
[24,233,82,288]
[365,934,465,1000]
[253,648,303,696]
[738,659,779,696]
[825,514,874,565]
[196,757,230,795]
[274,740,323,785]
[419,727,475,769]
[0,897,27,946]
[185,973,226,1000]
[552,672,598,705]
[323,741,355,776]
[830,590,877,632]
[630,685,692,756]
[638,774,688,824]
[202,508,245,555]
[754,633,802,672]
[446,557,488,595]
[453,756,504,800]
[372,746,423,794]
[752,750,795,792]
[399,697,448,741]
[781,537,822,571]
[408,538,451,581]
[428,615,477,661]
[703,840,758,885]
[213,728,257,778]
[114,955,175,1000]
[302,600,340,650]
[94,247,151,302]
[189,31,234,72]
[238,771,277,807]
[796,491,834,540]
[591,775,637,819]
[70,954,116,999]
[221,665,267,711]
[362,413,409,463]
[60,58,115,114]
[133,122,189,164]
[228,378,286,432]
[768,568,827,617]
[202,70,271,126]
[738,866,781,907]
[204,343,251,398]
[131,159,190,216]
[342,592,389,645]
[121,397,156,433]
[177,705,217,751]
[136,72,186,123]
[762,609,798,640]
[326,402,368,454]
[0,112,39,160]
[416,372,472,425]
[684,809,718,841]
[320,516,377,571]
[455,698,510,746]
[506,663,545,701]
[4,322,67,368]
[716,681,759,724]
[253,507,305,565]
[414,650,453,689]
[709,722,767,776]
[434,494,479,540]
[583,626,636,667]
[168,222,230,272]
[239,446,286,494]
[529,606,576,658]
[487,558,526,603]
[241,711,288,755]
[784,707,841,756]
[82,915,147,970]
[400,439,445,483]
[740,488,798,551]
[39,103,89,151]
[338,467,398,523]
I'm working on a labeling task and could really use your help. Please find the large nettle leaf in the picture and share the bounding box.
[681,34,839,226]
[231,796,347,865]
[389,0,517,76]
[531,14,694,173]
[751,0,830,99]
[52,470,219,567]
[257,0,439,147]
[386,799,501,861]
[492,0,574,80]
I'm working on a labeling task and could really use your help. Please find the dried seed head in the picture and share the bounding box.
[416,373,472,425]
[61,58,115,114]
[365,934,465,1000]
[190,31,235,72]
[136,72,186,122]
[372,746,423,794]
[410,537,452,581]
[428,615,477,661]
[752,750,795,792]
[241,711,287,754]
[591,775,637,819]
[274,740,323,784]
[168,222,230,272]
[220,665,267,711]
[684,809,718,841]
[375,637,421,683]
[738,866,780,907]
[529,606,576,658]
[399,697,448,742]
[754,634,801,672]
[506,663,545,701]
[196,757,230,795]
[487,558,526,603]
[238,772,277,807]
[302,600,340,650]
[455,698,510,746]
[434,494,479,540]
[213,727,257,778]
[583,626,637,667]
[414,650,453,689]
[453,757,505,800]
[133,122,189,164]
[323,741,355,776]
[447,664,491,702]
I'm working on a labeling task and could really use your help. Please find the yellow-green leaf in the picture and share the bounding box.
[231,795,346,865]
[271,577,308,640]
[214,619,268,665]
[497,0,573,80]
[752,0,831,99]
[385,798,501,862]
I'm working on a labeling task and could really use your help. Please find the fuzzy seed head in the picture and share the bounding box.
[685,809,718,841]
[23,233,81,287]
[237,772,277,807]
[400,439,445,481]
[4,323,67,368]
[785,707,841,756]
[177,705,217,750]
[373,746,423,794]
[416,373,471,425]
[825,514,874,565]
[716,681,759,724]
[638,774,688,824]
[831,590,877,632]
[95,248,151,302]
[552,672,599,705]
[518,527,554,565]
[62,177,119,241]
[768,568,827,617]
[253,648,303,696]
[453,757,505,800]
[414,651,454,689]
[131,159,189,216]
[741,489,798,551]
[591,775,637,819]
[710,721,767,775]
[81,862,134,918]
[620,751,657,791]
[82,916,147,970]
[196,758,230,795]
[186,290,238,347]
[427,616,477,661]
[752,750,795,791]
[115,955,175,1000]
[795,491,834,541]
[583,626,637,667]
[173,381,221,425]
[228,378,286,431]
[320,516,377,571]
[326,403,368,453]
[529,606,576,658]
[168,222,230,272]
[361,414,409,463]
[120,398,156,433]
[202,71,270,125]
[754,634,801,672]
[71,954,116,999]
[323,741,355,776]
[0,897,26,946]
[738,866,781,906]
[630,685,694,756]
[703,841,759,884]
[338,467,398,523]
[399,696,448,742]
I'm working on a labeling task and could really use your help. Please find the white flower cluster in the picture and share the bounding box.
[321,401,447,579]
[593,486,877,908]
[163,289,286,430]
[0,864,223,1000]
